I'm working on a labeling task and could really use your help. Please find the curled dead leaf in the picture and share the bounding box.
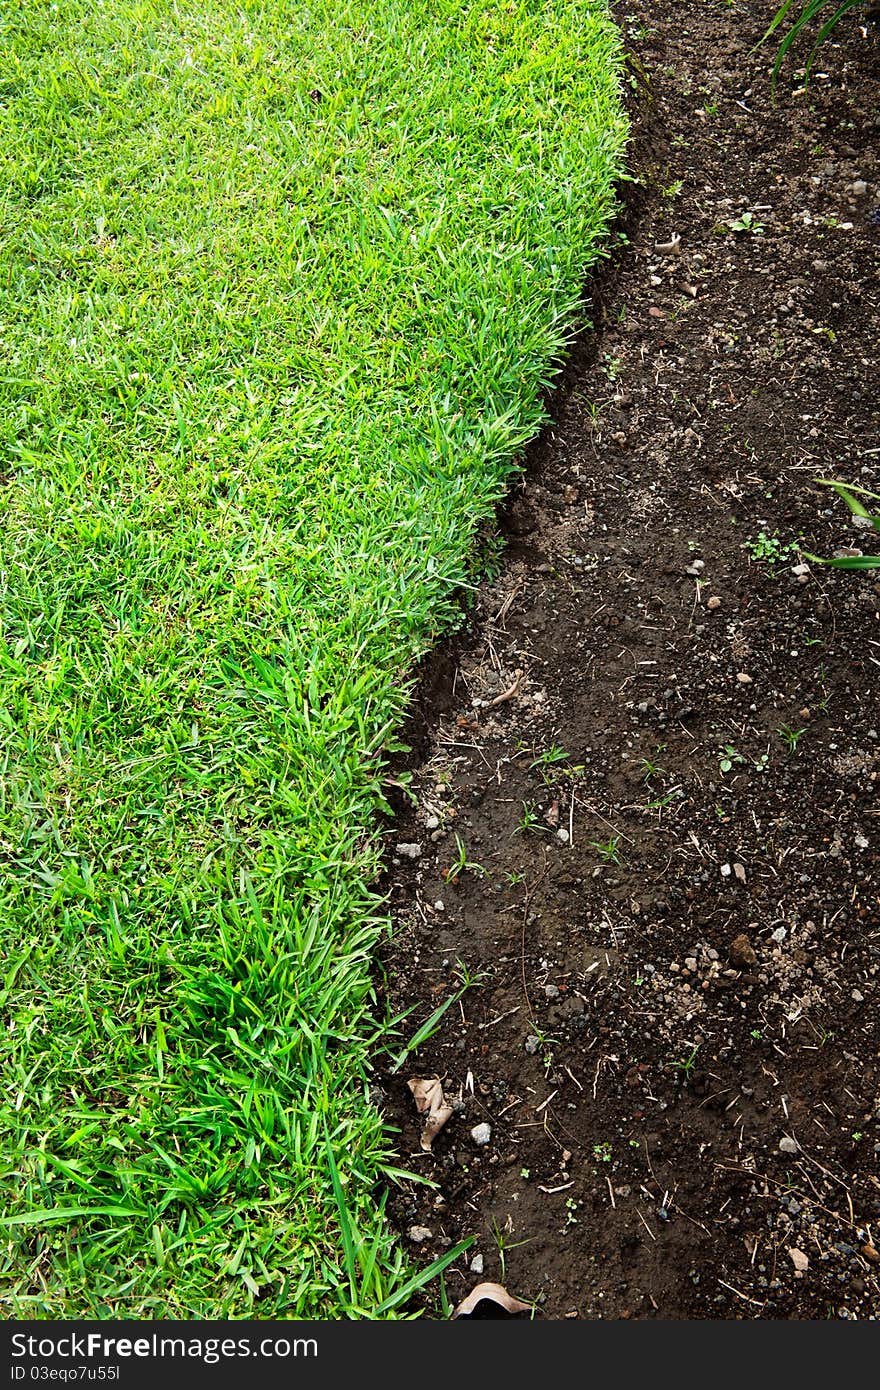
[452,1281,532,1319]
[408,1076,454,1152]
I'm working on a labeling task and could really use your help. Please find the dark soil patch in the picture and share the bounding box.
[375,0,880,1319]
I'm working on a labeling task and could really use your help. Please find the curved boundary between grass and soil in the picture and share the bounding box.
[0,0,627,1317]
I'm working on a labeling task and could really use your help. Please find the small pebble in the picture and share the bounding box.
[470,1253,484,1275]
[408,1226,433,1244]
[425,815,440,830]
[434,899,445,912]
[470,1123,492,1147]
[852,989,864,1003]
[525,1035,541,1055]
[852,179,867,196]
[779,1136,800,1155]
[707,595,722,610]
[736,672,753,684]
[544,984,560,999]
[771,926,787,944]
[556,827,569,844]
[788,1248,809,1272]
[729,934,757,969]
[397,843,422,859]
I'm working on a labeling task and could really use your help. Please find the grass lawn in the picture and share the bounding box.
[0,0,626,1316]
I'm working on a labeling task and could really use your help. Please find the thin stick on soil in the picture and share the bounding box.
[718,1280,766,1309]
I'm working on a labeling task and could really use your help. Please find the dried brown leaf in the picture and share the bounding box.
[407,1076,454,1152]
[452,1281,532,1319]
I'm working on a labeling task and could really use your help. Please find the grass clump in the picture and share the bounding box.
[0,0,626,1315]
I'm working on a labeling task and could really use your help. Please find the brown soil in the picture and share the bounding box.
[374,0,880,1320]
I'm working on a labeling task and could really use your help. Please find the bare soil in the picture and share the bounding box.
[375,0,880,1319]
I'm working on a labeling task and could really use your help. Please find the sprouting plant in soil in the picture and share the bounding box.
[778,723,807,755]
[529,744,570,770]
[589,835,622,864]
[490,1218,532,1282]
[639,746,667,781]
[661,178,684,200]
[727,211,765,234]
[670,1043,701,1080]
[719,744,745,774]
[515,802,550,835]
[387,961,486,1074]
[744,529,799,564]
[442,835,486,883]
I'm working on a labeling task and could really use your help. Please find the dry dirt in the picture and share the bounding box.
[375,0,880,1319]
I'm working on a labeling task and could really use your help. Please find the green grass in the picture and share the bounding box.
[0,0,626,1316]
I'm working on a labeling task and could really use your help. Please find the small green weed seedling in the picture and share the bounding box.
[490,1219,533,1283]
[530,744,570,770]
[671,1043,701,1080]
[639,746,667,782]
[589,835,622,864]
[727,211,765,235]
[719,745,745,774]
[515,803,550,836]
[443,836,486,883]
[778,724,806,755]
[745,530,798,564]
